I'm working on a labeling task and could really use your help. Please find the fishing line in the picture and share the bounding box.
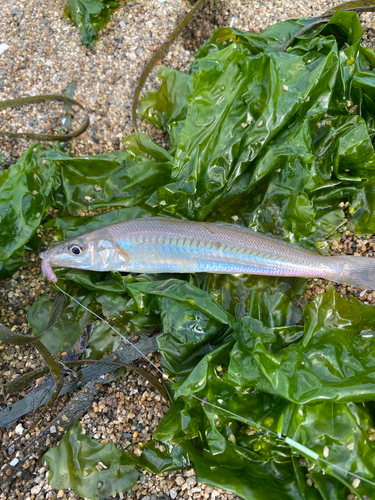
[192,395,375,488]
[55,284,375,490]
[54,284,167,379]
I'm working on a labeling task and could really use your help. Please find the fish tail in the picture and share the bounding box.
[331,255,375,290]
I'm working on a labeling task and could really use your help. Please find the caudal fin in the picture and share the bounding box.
[331,255,375,290]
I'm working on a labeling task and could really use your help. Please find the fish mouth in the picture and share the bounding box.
[41,257,58,283]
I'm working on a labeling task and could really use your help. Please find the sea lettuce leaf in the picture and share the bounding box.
[141,11,375,252]
[64,0,119,47]
[48,133,172,213]
[171,325,375,499]
[44,421,139,500]
[225,287,375,403]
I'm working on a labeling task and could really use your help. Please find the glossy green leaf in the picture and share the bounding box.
[47,134,172,213]
[171,335,375,499]
[82,320,123,359]
[139,66,194,151]
[54,269,128,293]
[0,143,56,261]
[64,0,119,47]
[200,274,308,317]
[27,293,93,355]
[133,439,190,474]
[44,422,139,500]
[0,254,24,279]
[226,287,375,404]
[139,12,375,253]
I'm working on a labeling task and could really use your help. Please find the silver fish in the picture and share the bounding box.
[40,217,375,289]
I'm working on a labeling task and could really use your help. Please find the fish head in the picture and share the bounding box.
[40,231,117,282]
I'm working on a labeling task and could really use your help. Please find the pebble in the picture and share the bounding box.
[30,485,42,495]
[14,424,24,436]
[0,43,9,55]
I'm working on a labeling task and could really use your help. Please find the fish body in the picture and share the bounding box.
[40,217,375,289]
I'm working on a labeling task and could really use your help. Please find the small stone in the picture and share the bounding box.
[95,461,108,471]
[15,423,24,435]
[50,425,57,433]
[31,485,42,495]
[94,184,102,191]
[231,215,238,221]
[129,52,137,61]
[169,489,178,499]
[352,477,361,489]
[228,433,236,443]
[134,447,143,457]
[346,442,355,451]
[175,476,184,486]
[283,85,288,91]
[241,122,247,128]
[0,43,9,55]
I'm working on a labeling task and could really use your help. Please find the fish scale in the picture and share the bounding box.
[40,217,375,290]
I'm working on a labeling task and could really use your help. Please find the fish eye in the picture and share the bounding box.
[68,242,85,255]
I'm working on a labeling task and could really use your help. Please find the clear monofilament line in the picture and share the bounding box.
[192,396,375,488]
[55,285,375,490]
[54,284,166,378]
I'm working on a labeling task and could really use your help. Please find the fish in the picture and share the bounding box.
[40,217,375,289]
